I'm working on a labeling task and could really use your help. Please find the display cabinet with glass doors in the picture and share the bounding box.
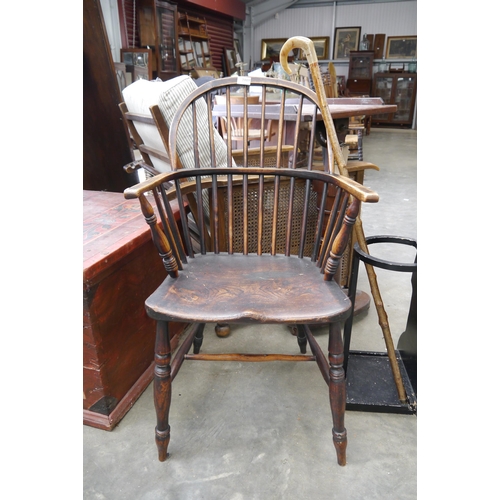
[371,72,417,126]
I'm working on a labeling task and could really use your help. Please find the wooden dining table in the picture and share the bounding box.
[212,95,397,150]
[212,96,396,124]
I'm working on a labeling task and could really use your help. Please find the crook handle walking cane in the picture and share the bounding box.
[280,37,407,403]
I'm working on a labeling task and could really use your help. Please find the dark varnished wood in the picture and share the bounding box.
[83,0,133,192]
[154,321,172,462]
[124,72,380,466]
[145,253,353,324]
[329,322,348,466]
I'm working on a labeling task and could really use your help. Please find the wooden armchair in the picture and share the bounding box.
[124,73,379,466]
[214,94,274,146]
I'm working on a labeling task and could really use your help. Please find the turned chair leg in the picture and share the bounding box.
[154,321,172,461]
[328,322,347,466]
[296,325,307,354]
[193,323,205,354]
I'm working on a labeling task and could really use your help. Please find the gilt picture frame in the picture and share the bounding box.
[299,37,329,60]
[261,37,329,61]
[385,36,417,59]
[261,39,295,60]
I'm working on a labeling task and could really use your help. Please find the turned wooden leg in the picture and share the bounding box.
[215,323,231,337]
[296,325,307,354]
[328,322,347,466]
[154,321,172,461]
[193,323,205,354]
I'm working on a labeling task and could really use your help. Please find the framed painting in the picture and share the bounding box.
[333,27,361,59]
[261,38,299,60]
[224,47,238,75]
[298,37,329,60]
[385,36,417,59]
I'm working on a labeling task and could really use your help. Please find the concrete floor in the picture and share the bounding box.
[83,128,417,500]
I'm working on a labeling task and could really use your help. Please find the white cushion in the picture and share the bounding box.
[122,76,192,173]
[122,75,233,172]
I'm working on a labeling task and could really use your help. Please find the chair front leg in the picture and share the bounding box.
[328,321,347,466]
[154,320,172,461]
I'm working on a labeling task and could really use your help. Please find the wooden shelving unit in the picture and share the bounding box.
[177,12,214,74]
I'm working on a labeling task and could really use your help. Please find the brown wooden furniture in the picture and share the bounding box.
[373,34,386,59]
[177,12,214,74]
[371,72,417,127]
[124,75,379,466]
[137,0,178,80]
[346,50,374,99]
[348,51,375,80]
[83,190,185,430]
[214,94,274,146]
[83,0,134,192]
[119,101,289,178]
[119,101,172,177]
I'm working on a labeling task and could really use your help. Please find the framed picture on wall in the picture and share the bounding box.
[385,36,417,59]
[297,37,329,60]
[333,27,361,59]
[261,38,299,60]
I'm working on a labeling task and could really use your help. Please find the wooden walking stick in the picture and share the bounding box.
[280,36,407,403]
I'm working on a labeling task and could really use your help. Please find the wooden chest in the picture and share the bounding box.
[83,190,185,430]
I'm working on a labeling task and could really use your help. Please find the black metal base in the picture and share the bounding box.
[345,350,416,415]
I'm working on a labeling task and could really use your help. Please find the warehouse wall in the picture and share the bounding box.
[249,0,417,80]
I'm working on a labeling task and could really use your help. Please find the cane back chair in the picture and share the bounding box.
[124,75,379,466]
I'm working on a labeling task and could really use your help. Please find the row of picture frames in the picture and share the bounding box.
[333,28,417,60]
[261,31,416,62]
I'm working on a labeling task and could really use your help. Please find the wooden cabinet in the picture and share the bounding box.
[137,0,178,80]
[348,51,375,79]
[371,72,417,126]
[346,78,372,96]
[346,51,374,97]
[177,12,214,74]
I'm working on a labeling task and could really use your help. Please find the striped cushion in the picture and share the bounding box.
[157,77,234,169]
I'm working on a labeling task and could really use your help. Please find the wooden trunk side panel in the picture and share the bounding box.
[83,190,185,416]
[84,238,166,411]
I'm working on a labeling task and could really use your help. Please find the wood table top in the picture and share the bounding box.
[212,97,396,121]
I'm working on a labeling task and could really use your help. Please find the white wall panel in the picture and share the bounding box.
[254,6,335,61]
[335,1,416,38]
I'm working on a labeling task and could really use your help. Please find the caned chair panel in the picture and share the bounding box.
[216,178,318,256]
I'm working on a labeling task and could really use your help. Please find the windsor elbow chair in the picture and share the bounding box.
[124,74,379,466]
